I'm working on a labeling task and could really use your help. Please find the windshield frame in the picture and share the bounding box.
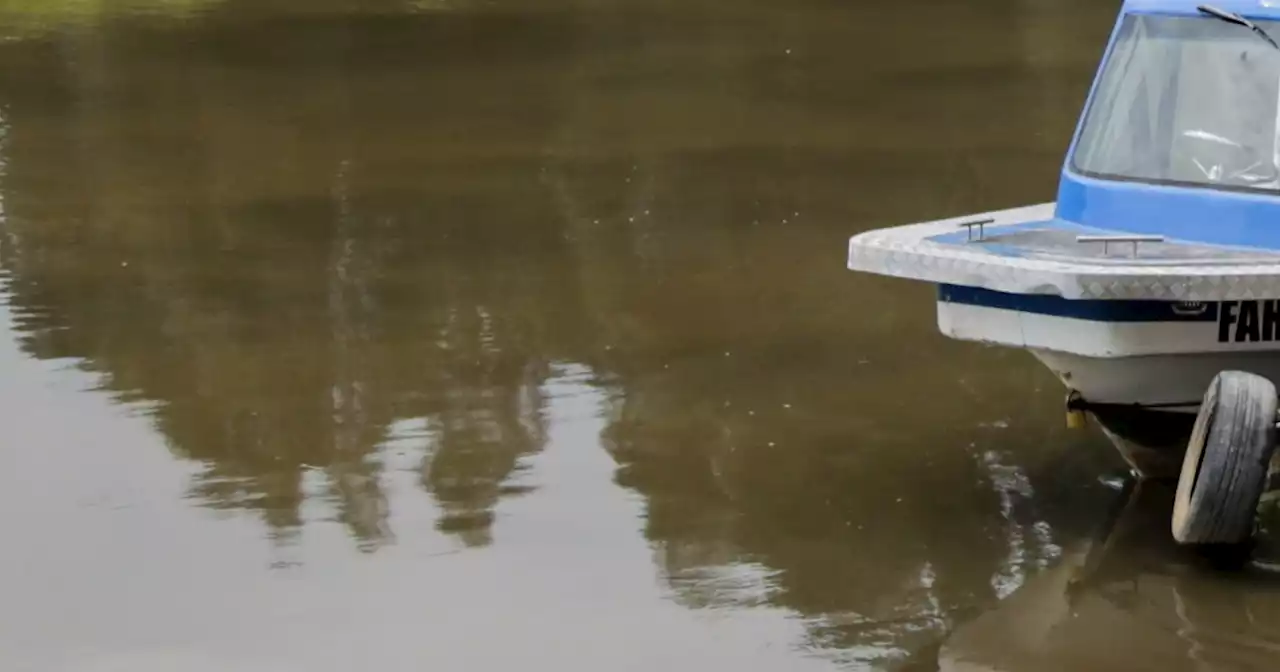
[1066,10,1280,195]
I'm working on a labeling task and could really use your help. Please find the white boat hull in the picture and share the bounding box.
[938,300,1280,409]
[938,300,1280,476]
[1029,349,1280,411]
[847,202,1280,476]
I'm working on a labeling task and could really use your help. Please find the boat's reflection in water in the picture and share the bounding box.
[939,477,1280,672]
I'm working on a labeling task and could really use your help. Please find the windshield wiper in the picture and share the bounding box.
[1198,4,1280,50]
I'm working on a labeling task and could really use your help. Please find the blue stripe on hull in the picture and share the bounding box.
[938,284,1219,322]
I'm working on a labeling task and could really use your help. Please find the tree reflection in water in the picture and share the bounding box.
[0,0,1128,666]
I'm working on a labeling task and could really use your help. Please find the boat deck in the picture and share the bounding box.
[946,226,1280,263]
[846,203,1280,301]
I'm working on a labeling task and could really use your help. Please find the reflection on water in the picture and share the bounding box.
[0,0,217,36]
[940,480,1280,672]
[0,0,1256,670]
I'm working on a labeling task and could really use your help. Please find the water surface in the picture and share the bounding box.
[0,1,1246,670]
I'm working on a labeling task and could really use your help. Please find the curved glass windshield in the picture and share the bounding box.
[1071,13,1280,192]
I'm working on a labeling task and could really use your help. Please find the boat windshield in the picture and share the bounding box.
[1071,12,1280,192]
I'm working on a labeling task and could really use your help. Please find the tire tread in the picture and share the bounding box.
[1171,371,1277,545]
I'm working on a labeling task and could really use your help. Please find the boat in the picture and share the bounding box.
[846,0,1280,549]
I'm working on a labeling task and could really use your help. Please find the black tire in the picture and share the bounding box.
[1171,370,1278,546]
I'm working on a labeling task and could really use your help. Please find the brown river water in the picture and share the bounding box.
[1,1,1279,670]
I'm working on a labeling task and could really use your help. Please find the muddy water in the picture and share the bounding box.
[0,1,1270,671]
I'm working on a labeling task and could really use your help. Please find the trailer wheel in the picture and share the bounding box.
[1171,371,1277,546]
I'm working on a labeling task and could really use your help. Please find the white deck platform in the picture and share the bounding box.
[846,202,1280,301]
